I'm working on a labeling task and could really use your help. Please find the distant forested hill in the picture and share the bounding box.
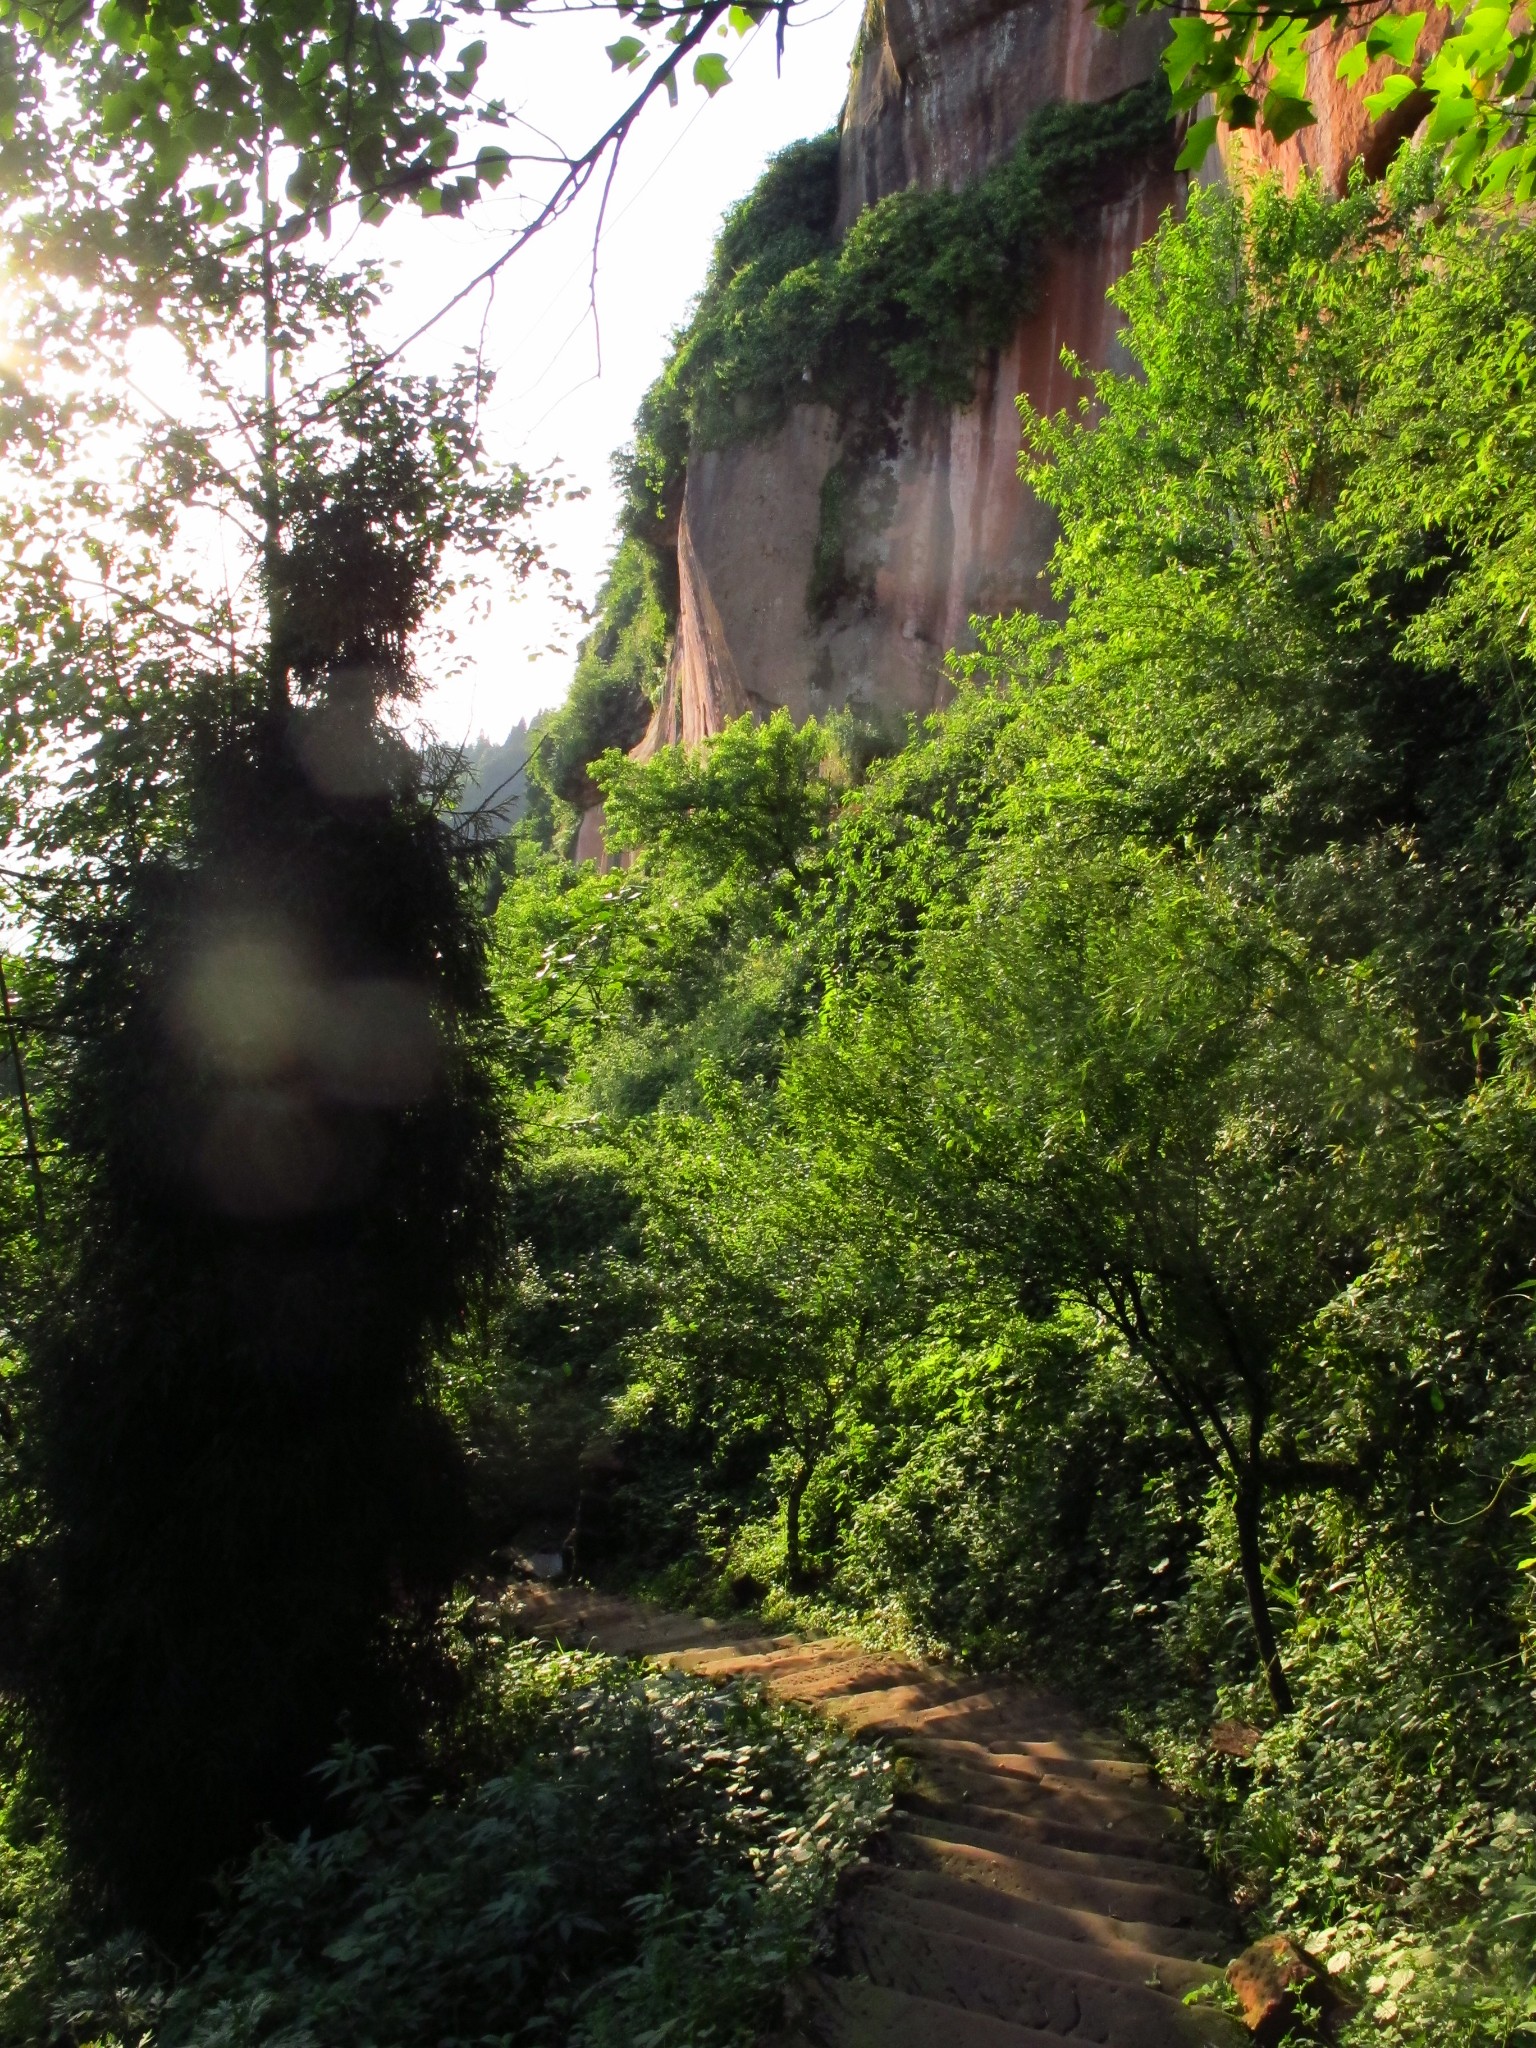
[456,721,537,831]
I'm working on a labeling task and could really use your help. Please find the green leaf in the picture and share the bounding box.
[1174,112,1220,169]
[1364,10,1427,65]
[693,51,730,93]
[727,4,757,31]
[1163,14,1216,93]
[1248,14,1311,108]
[1481,134,1532,193]
[1457,1,1513,62]
[605,33,646,68]
[1336,42,1370,83]
[403,15,445,59]
[476,143,511,187]
[1262,89,1317,140]
[1424,88,1478,141]
[99,88,139,135]
[1363,70,1421,116]
[1445,120,1488,184]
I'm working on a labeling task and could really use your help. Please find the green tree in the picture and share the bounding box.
[0,153,544,1934]
[595,709,833,890]
[0,0,803,256]
[812,838,1425,1710]
[629,1079,909,1588]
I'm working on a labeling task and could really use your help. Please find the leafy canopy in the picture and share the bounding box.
[1109,0,1536,200]
[0,0,793,237]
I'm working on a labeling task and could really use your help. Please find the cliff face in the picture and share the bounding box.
[632,0,1178,768]
[1218,6,1449,194]
[837,0,1169,229]
[612,0,1439,798]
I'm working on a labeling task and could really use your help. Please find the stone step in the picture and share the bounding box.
[797,1971,1071,2047]
[893,1825,1234,1939]
[872,1867,1231,1971]
[712,1654,921,1703]
[841,1902,1243,2048]
[653,1631,805,1665]
[890,1811,1212,1899]
[897,1734,1156,1788]
[885,1703,1136,1755]
[899,1785,1191,1868]
[581,1619,754,1655]
[860,1871,1225,1998]
[893,1744,1179,1826]
[748,1663,936,1705]
[666,1638,867,1676]
[910,1760,1185,1838]
[804,1682,1111,1740]
[818,1685,1026,1732]
[816,1690,1146,1752]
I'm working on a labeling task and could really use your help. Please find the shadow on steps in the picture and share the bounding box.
[498,1583,1247,2048]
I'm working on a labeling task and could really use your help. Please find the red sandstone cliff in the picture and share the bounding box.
[629,0,1179,776]
[1218,4,1450,194]
[595,0,1429,835]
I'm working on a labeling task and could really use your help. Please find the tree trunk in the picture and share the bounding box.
[785,1463,811,1591]
[1234,1478,1294,1715]
[0,956,45,1236]
[257,128,287,713]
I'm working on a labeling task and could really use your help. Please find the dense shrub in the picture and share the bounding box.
[33,1640,890,2048]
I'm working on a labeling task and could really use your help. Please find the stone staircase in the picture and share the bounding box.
[501,1586,1244,2048]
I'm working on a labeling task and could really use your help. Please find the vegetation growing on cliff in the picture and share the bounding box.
[529,536,671,826]
[525,76,1177,839]
[622,75,1175,545]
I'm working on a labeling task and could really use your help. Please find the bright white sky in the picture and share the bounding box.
[364,0,863,748]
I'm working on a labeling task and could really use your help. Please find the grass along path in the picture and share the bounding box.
[502,1585,1247,2048]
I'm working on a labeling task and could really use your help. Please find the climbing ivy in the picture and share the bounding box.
[540,74,1174,849]
[620,76,1175,551]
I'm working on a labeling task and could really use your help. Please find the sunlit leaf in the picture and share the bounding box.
[1163,14,1215,93]
[1425,88,1478,141]
[1174,111,1220,168]
[1364,70,1422,116]
[1364,11,1426,65]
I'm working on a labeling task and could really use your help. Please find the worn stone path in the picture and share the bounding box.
[502,1585,1244,2048]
